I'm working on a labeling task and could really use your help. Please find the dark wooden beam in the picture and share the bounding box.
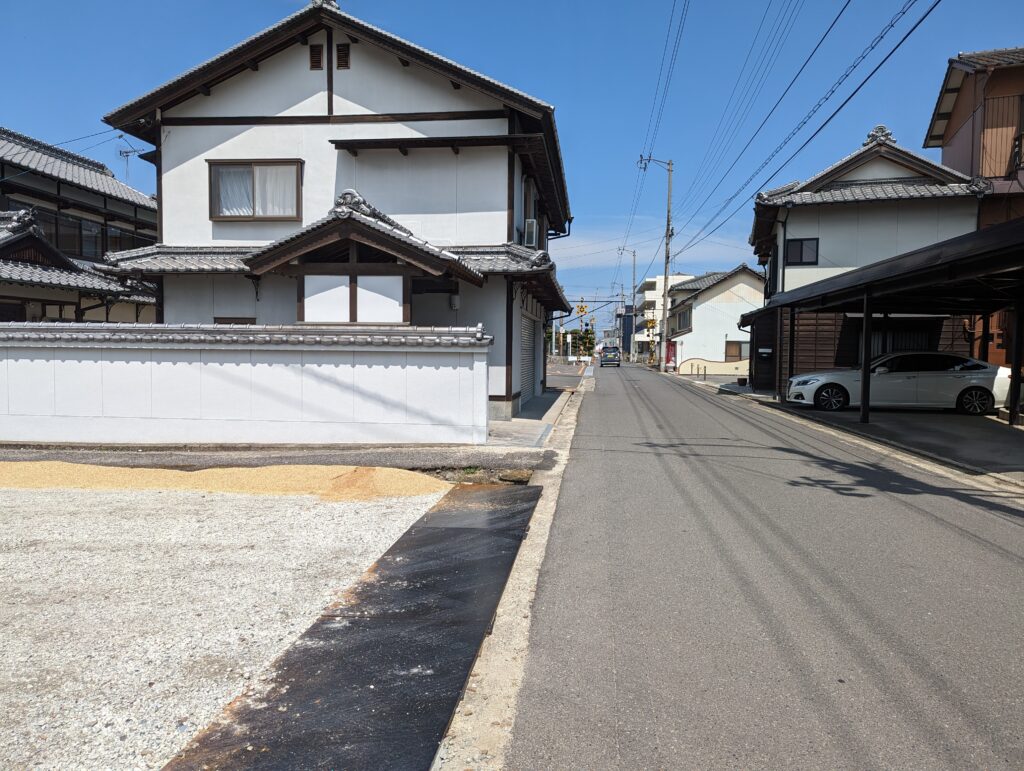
[398,146,409,156]
[198,85,211,96]
[298,33,309,45]
[398,58,410,67]
[346,34,359,44]
[247,61,259,71]
[450,81,461,90]
[161,110,508,127]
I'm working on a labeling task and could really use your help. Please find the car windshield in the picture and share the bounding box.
[604,348,619,354]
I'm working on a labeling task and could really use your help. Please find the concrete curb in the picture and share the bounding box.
[432,376,589,769]
[674,373,1024,493]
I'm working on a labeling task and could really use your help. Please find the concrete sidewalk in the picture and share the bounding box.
[679,374,1024,487]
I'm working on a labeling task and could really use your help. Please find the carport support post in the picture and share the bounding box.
[1009,298,1023,427]
[787,307,796,387]
[860,292,873,424]
[980,313,991,362]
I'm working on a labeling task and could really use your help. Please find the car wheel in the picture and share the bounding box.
[956,386,994,415]
[813,383,849,411]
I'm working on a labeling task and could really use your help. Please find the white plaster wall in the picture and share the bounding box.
[163,275,296,324]
[160,30,510,248]
[166,32,329,118]
[409,276,508,397]
[675,273,763,361]
[160,124,508,246]
[835,157,923,182]
[0,339,489,445]
[331,35,502,115]
[780,198,977,291]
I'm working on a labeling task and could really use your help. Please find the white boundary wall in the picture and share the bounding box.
[0,323,491,445]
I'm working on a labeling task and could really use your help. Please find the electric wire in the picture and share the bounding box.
[673,0,852,238]
[675,0,945,257]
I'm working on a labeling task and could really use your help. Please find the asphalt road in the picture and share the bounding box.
[508,365,1024,769]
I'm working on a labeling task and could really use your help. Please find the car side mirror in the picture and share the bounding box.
[874,366,890,375]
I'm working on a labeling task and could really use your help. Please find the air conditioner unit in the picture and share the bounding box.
[524,218,539,248]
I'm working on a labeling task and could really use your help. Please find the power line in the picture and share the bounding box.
[612,0,693,291]
[673,0,776,215]
[676,0,945,256]
[678,0,806,218]
[673,0,852,237]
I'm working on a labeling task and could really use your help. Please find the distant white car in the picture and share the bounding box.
[787,352,1011,415]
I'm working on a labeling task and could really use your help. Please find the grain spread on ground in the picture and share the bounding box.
[0,461,451,501]
[0,463,451,769]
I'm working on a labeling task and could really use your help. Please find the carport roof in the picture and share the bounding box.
[740,217,1024,325]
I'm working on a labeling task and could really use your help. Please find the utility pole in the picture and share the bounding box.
[660,160,673,373]
[639,155,674,372]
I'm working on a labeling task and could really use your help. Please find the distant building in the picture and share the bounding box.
[667,265,763,368]
[633,273,692,360]
[616,303,635,357]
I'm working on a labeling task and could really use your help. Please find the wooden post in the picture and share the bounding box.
[980,313,991,362]
[1009,300,1023,427]
[787,306,796,386]
[860,292,873,424]
[775,307,784,401]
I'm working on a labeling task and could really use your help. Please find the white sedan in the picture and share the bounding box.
[786,352,1011,414]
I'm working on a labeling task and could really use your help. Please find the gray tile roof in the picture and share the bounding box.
[0,259,128,294]
[669,271,729,294]
[0,209,155,299]
[669,264,761,310]
[102,245,253,274]
[756,127,986,208]
[105,2,550,125]
[0,127,156,210]
[955,47,1024,72]
[448,243,553,273]
[247,190,482,281]
[759,177,988,206]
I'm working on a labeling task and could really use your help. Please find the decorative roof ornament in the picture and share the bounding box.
[864,125,895,146]
[4,208,36,234]
[331,189,411,234]
[310,0,340,9]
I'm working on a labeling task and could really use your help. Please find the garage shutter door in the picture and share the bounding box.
[521,315,536,402]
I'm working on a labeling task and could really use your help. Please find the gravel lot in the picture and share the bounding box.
[0,483,446,769]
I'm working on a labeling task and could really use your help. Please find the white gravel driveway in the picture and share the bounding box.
[0,483,446,769]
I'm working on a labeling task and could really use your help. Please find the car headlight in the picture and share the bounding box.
[794,377,820,387]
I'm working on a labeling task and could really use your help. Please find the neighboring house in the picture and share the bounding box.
[923,46,1024,365]
[632,273,692,359]
[0,209,154,322]
[0,127,158,320]
[744,125,986,391]
[98,0,571,419]
[0,127,158,260]
[667,265,763,367]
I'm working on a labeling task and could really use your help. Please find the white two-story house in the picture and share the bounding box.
[99,0,571,419]
[667,264,763,370]
[743,125,986,391]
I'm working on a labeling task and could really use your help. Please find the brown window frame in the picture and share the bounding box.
[207,159,304,223]
[309,44,324,70]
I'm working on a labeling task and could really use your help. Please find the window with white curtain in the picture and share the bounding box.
[210,161,301,220]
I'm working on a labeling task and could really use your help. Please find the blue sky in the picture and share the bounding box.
[3,0,1019,328]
